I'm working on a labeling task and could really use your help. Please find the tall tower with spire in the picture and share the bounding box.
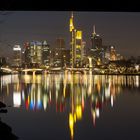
[69,12,83,68]
[93,25,96,34]
[70,12,74,32]
[90,25,103,65]
[91,25,97,50]
[69,12,75,68]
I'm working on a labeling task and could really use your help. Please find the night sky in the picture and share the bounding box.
[0,11,140,59]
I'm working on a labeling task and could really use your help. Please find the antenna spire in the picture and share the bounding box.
[71,11,73,18]
[93,25,96,34]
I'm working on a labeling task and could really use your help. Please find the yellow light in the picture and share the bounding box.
[97,81,101,93]
[76,31,82,39]
[69,113,74,139]
[69,113,74,128]
[74,113,77,122]
[76,54,81,58]
[28,96,30,104]
[92,109,96,126]
[97,58,101,65]
[24,75,31,83]
[43,95,47,110]
[70,18,74,32]
[76,45,81,49]
[76,105,82,120]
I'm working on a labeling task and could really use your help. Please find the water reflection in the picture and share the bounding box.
[0,73,140,139]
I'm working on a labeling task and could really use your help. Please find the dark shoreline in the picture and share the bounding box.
[0,72,140,76]
[0,101,19,140]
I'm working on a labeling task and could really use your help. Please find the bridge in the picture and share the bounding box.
[65,67,90,74]
[0,67,18,74]
[21,68,43,74]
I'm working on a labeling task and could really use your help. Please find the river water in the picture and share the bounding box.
[0,73,140,140]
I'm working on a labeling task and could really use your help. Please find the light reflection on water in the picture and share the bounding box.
[0,73,140,140]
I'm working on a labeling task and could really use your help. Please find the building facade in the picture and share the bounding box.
[69,13,83,68]
[42,40,50,66]
[90,25,104,65]
[110,46,117,61]
[13,45,21,67]
[52,38,66,67]
[91,25,102,50]
[24,41,50,67]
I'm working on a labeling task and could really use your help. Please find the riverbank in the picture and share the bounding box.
[0,70,140,76]
[0,101,18,140]
[0,71,12,75]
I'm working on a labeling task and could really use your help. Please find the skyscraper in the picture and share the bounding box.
[70,12,75,68]
[13,45,21,67]
[110,46,117,61]
[0,57,6,67]
[52,38,66,67]
[91,25,102,50]
[56,38,65,49]
[30,41,42,64]
[24,42,30,65]
[69,12,83,68]
[42,40,50,66]
[90,25,103,65]
[24,41,46,67]
[75,30,83,67]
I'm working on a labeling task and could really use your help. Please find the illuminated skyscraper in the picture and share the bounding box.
[30,41,42,64]
[42,40,50,66]
[75,30,83,67]
[110,46,117,61]
[69,12,83,68]
[13,45,21,67]
[70,12,75,68]
[24,42,30,65]
[24,41,50,67]
[91,25,102,50]
[90,25,104,65]
[53,38,66,67]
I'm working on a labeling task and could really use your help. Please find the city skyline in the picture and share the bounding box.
[0,11,140,59]
[0,11,140,140]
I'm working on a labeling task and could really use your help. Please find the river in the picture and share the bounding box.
[0,73,140,140]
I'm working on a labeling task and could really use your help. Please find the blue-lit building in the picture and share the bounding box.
[24,41,50,67]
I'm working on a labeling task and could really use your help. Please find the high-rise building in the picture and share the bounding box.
[56,38,66,49]
[75,30,83,67]
[30,41,42,64]
[24,41,50,67]
[81,41,86,57]
[0,57,6,67]
[24,42,30,65]
[70,12,75,68]
[52,38,66,67]
[91,25,102,50]
[110,46,117,61]
[69,12,83,68]
[42,40,50,66]
[62,49,70,67]
[13,45,21,67]
[90,25,104,65]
